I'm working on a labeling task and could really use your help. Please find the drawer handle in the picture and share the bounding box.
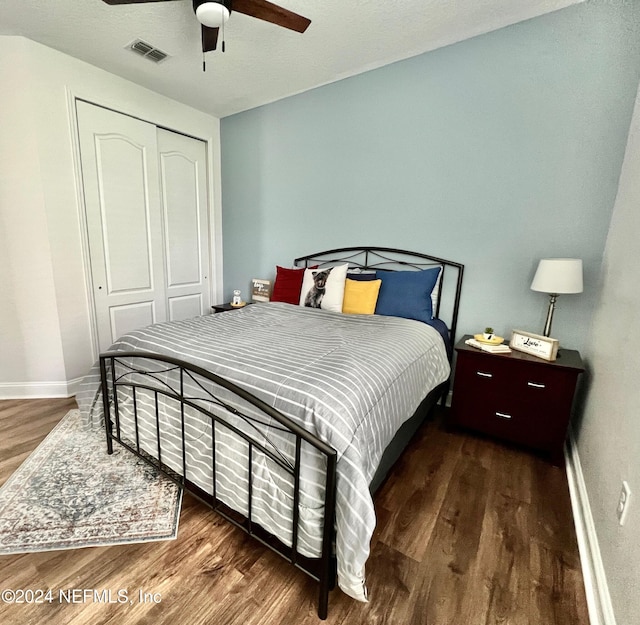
[527,382,546,389]
[476,371,493,378]
[495,412,512,420]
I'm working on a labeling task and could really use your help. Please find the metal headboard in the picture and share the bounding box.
[294,246,464,346]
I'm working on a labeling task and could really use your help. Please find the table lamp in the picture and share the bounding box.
[530,258,583,337]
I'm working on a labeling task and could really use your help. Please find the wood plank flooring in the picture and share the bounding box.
[0,398,589,624]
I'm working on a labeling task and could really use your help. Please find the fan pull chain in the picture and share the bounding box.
[203,51,206,72]
[222,17,226,52]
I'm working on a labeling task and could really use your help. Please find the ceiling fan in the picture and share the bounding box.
[102,0,311,54]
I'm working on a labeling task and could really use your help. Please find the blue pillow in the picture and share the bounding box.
[375,268,441,323]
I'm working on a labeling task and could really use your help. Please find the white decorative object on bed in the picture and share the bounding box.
[299,263,348,312]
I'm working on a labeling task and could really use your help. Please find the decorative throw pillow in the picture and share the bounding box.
[271,266,310,305]
[374,267,441,323]
[346,271,378,281]
[427,265,443,314]
[299,263,349,313]
[342,278,382,315]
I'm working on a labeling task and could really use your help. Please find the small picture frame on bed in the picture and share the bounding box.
[251,278,272,302]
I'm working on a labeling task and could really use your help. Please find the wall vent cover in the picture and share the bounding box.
[128,39,169,63]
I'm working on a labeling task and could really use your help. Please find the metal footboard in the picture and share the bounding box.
[99,351,338,619]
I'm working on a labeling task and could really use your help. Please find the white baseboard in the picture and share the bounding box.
[565,428,617,625]
[0,377,82,400]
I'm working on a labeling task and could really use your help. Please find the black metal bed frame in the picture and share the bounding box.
[98,247,464,620]
[100,352,338,617]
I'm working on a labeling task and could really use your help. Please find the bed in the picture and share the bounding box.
[76,247,464,619]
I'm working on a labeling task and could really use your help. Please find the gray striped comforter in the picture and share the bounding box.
[76,302,450,602]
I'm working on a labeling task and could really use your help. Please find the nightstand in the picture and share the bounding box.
[211,303,252,313]
[449,335,584,465]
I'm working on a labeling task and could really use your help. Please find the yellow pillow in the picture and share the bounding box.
[342,278,382,315]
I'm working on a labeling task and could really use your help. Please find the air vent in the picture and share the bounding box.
[128,39,169,63]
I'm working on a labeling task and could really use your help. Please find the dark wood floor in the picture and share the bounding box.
[0,398,589,625]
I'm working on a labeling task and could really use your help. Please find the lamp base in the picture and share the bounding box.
[542,293,557,337]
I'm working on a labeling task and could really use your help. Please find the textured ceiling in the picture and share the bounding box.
[0,0,583,118]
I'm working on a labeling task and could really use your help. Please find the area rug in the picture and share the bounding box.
[0,409,182,554]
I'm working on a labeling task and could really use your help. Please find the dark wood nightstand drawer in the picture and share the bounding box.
[511,366,576,404]
[450,335,584,464]
[453,352,510,400]
[457,398,558,450]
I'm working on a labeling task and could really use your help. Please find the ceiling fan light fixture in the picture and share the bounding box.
[196,2,230,28]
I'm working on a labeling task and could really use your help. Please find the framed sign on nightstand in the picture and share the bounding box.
[510,329,559,361]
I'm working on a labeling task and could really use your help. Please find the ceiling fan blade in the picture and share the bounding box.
[102,0,178,4]
[232,0,311,33]
[202,25,219,52]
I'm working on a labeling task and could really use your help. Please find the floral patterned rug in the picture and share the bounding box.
[0,409,182,554]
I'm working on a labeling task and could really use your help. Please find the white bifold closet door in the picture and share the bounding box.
[77,101,210,353]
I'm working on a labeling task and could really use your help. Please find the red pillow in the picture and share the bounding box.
[271,266,316,304]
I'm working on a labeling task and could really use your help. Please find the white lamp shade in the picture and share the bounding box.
[196,2,230,28]
[531,258,583,294]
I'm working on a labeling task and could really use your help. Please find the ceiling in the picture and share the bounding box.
[0,0,583,119]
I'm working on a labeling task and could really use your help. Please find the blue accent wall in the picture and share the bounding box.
[221,0,640,351]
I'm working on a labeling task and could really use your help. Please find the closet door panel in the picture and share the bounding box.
[77,101,167,352]
[162,154,201,286]
[168,294,202,321]
[97,136,153,293]
[109,301,156,344]
[158,129,211,321]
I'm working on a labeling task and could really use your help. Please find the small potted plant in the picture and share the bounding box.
[483,327,495,341]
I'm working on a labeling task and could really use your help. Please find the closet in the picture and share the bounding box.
[76,101,211,352]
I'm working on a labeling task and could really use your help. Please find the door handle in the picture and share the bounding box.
[495,412,512,420]
[527,382,546,389]
[476,371,493,378]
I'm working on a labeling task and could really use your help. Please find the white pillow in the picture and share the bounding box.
[431,265,443,315]
[299,263,348,313]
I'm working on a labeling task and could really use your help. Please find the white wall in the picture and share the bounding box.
[0,40,66,392]
[576,80,640,625]
[0,36,223,397]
